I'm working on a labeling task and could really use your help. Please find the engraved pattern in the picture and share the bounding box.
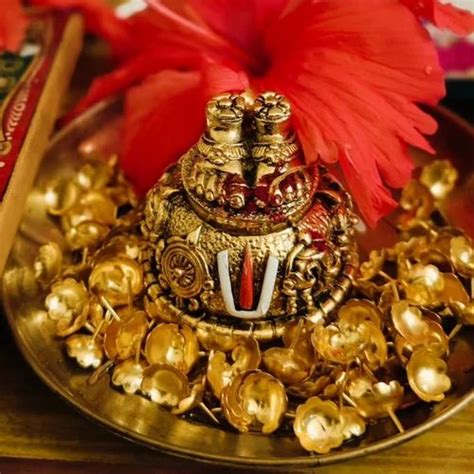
[161,241,206,299]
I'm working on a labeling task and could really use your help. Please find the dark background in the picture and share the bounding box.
[443,80,474,122]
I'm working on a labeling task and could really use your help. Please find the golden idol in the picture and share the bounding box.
[141,92,358,341]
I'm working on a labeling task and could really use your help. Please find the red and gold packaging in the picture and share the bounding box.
[0,11,83,273]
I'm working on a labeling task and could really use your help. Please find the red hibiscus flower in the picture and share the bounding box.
[8,0,474,225]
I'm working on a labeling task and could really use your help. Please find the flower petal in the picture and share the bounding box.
[69,45,201,118]
[401,0,474,35]
[121,63,248,194]
[188,0,288,52]
[0,0,28,52]
[262,0,444,225]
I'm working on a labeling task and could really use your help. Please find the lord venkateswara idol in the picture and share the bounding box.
[140,92,358,342]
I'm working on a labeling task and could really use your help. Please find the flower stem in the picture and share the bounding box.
[379,271,394,282]
[92,319,105,342]
[387,407,404,433]
[289,319,305,352]
[127,276,133,311]
[100,295,121,321]
[82,248,89,265]
[88,360,114,385]
[390,281,400,302]
[362,362,376,381]
[342,393,357,408]
[199,403,220,424]
[449,323,463,340]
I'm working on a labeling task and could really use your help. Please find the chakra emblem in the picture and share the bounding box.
[160,239,207,299]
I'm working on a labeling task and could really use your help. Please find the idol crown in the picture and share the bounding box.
[180,92,314,233]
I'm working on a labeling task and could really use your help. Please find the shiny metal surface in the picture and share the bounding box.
[2,100,474,469]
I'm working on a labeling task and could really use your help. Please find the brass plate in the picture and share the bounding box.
[2,100,474,469]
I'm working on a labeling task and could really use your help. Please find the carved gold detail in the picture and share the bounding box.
[160,238,208,299]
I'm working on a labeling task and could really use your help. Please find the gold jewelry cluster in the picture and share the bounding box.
[14,115,473,454]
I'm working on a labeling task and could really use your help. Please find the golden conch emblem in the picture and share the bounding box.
[142,91,357,341]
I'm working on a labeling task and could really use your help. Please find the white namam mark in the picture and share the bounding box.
[217,250,279,320]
